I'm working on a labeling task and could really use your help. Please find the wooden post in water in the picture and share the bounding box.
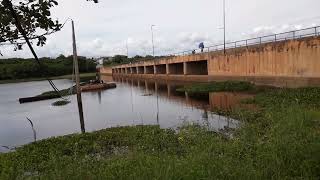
[72,20,85,133]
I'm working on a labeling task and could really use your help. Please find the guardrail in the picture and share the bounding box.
[114,26,320,67]
[170,26,320,56]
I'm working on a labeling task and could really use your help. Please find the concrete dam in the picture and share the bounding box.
[103,28,320,87]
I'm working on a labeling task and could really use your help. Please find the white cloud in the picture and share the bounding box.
[1,0,320,59]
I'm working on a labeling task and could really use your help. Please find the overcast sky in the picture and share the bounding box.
[1,0,320,58]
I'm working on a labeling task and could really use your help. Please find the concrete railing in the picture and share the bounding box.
[115,26,320,65]
[171,26,320,56]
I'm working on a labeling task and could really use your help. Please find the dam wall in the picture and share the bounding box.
[104,35,320,87]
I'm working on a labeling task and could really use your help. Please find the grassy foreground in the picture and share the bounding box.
[1,82,320,179]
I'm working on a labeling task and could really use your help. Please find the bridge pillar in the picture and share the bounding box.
[154,65,157,75]
[183,62,187,75]
[166,64,170,75]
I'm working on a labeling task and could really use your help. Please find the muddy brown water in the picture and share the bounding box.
[0,76,250,152]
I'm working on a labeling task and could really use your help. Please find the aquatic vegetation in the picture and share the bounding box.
[177,81,256,93]
[1,82,320,179]
[177,81,277,94]
[52,100,71,106]
[37,88,75,97]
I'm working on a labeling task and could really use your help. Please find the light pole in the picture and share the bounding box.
[223,0,226,55]
[151,25,156,57]
[126,39,129,58]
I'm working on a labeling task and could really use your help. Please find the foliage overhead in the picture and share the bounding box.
[0,0,61,48]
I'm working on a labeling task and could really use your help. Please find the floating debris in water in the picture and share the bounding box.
[52,100,71,106]
[141,93,153,96]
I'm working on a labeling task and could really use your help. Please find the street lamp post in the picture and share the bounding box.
[151,25,155,57]
[151,25,159,123]
[126,39,129,58]
[223,0,226,55]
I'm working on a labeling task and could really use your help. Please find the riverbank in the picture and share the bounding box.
[0,73,96,84]
[177,81,276,94]
[1,82,319,179]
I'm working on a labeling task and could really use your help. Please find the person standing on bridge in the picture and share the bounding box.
[199,42,204,53]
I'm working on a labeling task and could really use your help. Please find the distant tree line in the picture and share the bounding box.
[103,55,171,66]
[0,55,96,80]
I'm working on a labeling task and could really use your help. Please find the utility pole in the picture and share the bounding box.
[223,0,226,55]
[72,20,85,133]
[151,25,155,57]
[126,39,129,58]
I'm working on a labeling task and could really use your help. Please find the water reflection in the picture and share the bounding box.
[111,76,242,133]
[209,92,254,110]
[0,76,249,152]
[98,91,102,104]
[111,76,252,112]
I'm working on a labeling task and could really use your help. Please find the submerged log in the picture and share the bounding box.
[81,82,116,92]
[19,95,61,104]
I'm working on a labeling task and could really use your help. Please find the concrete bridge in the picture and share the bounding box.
[106,28,320,87]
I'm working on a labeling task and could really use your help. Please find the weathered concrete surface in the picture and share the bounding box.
[113,73,320,87]
[208,36,320,77]
[100,66,112,75]
[105,36,320,87]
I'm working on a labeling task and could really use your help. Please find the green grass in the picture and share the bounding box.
[0,73,96,84]
[177,81,277,94]
[177,81,256,93]
[1,82,320,179]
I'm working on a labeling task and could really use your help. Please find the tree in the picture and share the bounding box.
[56,54,66,59]
[113,55,128,64]
[0,0,62,47]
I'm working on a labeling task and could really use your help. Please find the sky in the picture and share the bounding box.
[1,0,320,59]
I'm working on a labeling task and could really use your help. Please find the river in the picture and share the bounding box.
[0,76,243,152]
